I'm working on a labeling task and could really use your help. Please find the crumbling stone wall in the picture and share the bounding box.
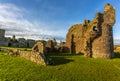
[59,41,69,53]
[0,47,47,65]
[0,29,8,46]
[66,4,115,58]
[0,29,5,40]
[46,40,55,52]
[92,4,115,58]
[19,51,47,65]
[32,42,46,54]
[52,38,57,46]
[45,39,57,53]
[0,29,5,41]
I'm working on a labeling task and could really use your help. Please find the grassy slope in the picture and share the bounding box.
[0,52,120,81]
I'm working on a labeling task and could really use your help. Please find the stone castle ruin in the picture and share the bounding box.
[66,4,115,58]
[0,29,5,40]
[0,30,35,48]
[0,4,116,61]
[0,29,5,45]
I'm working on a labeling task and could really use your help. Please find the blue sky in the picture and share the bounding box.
[0,0,120,44]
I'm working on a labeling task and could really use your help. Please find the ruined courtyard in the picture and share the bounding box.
[0,3,117,65]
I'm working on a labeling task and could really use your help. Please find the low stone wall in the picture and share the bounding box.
[19,51,47,65]
[0,48,10,53]
[0,48,47,65]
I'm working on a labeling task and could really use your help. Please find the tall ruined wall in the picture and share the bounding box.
[0,29,6,46]
[92,4,115,58]
[0,29,5,41]
[66,24,85,54]
[66,15,103,55]
[66,4,115,58]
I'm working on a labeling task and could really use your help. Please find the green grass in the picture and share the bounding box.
[0,46,32,51]
[0,52,120,81]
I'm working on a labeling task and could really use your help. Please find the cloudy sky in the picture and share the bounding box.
[0,0,120,44]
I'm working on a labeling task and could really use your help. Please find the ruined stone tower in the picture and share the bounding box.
[66,4,115,58]
[0,29,5,41]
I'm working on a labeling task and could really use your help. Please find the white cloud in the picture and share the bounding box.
[0,3,24,18]
[0,3,65,41]
[1,2,119,44]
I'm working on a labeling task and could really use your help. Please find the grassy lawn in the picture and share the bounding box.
[0,46,32,51]
[0,52,120,81]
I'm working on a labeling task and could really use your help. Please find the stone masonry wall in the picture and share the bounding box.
[0,47,47,65]
[32,42,46,54]
[92,4,115,58]
[19,51,47,65]
[0,29,5,41]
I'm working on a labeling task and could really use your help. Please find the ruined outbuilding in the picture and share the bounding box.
[66,4,115,58]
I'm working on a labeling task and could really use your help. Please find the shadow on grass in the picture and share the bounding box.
[50,57,74,66]
[114,52,120,58]
[46,52,82,56]
[46,53,80,66]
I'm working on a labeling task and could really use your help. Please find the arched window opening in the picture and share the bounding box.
[93,26,98,31]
